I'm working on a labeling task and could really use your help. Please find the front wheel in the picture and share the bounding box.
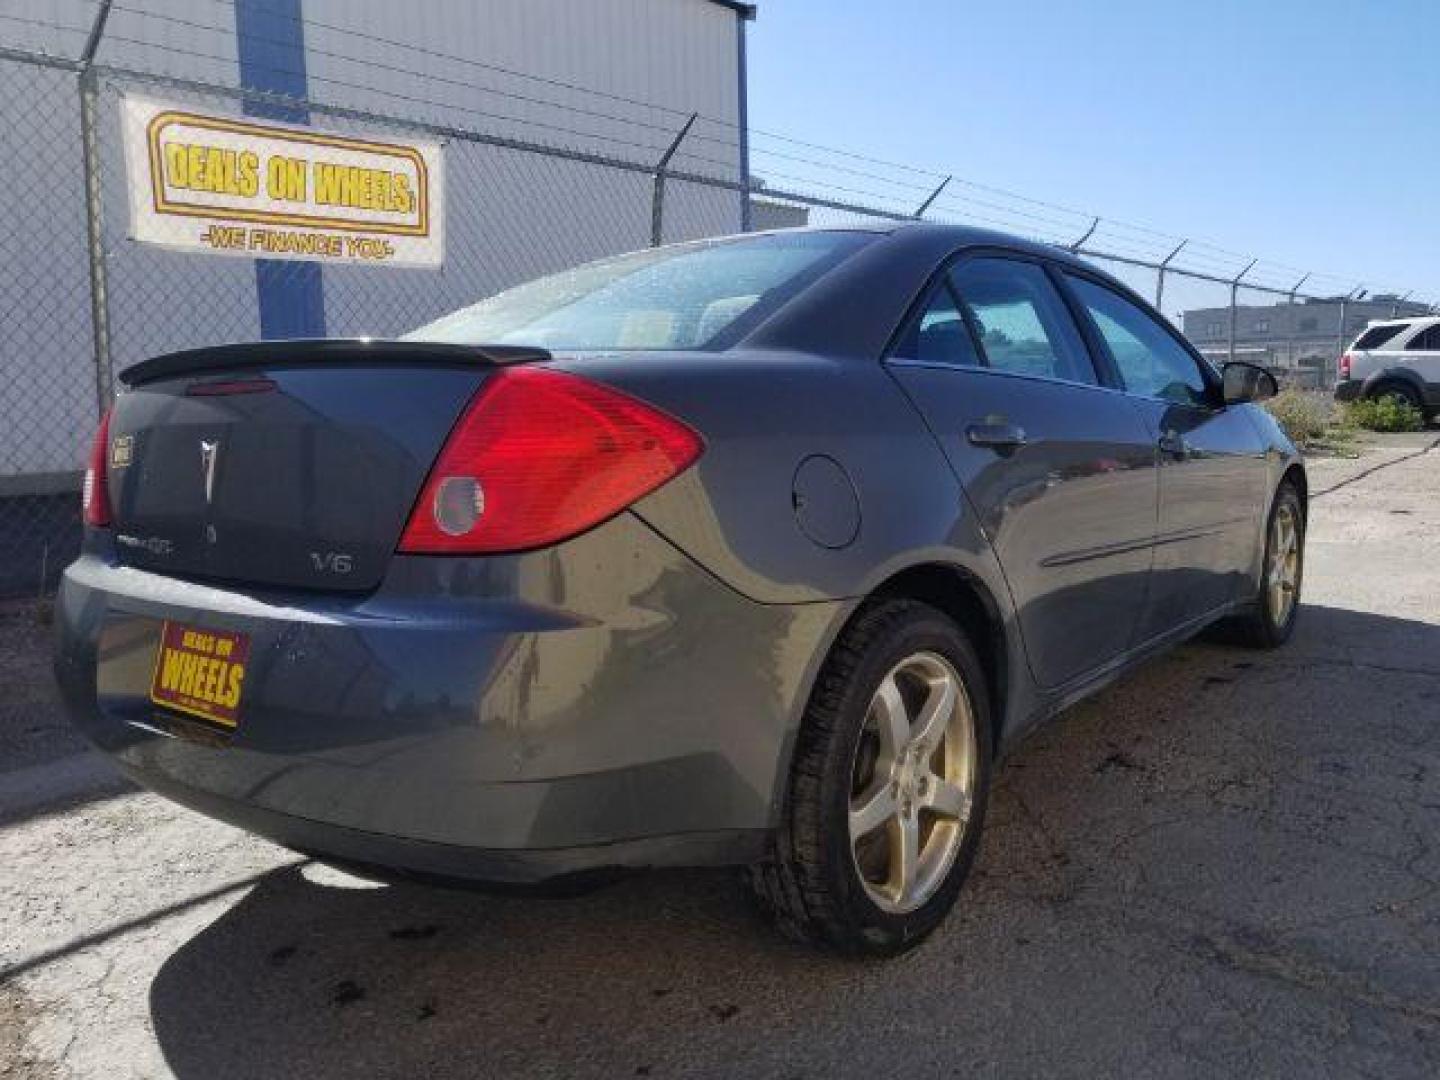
[750,599,993,956]
[1228,481,1305,648]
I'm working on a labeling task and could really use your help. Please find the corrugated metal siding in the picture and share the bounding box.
[303,0,743,340]
[303,0,738,145]
[0,58,97,478]
[105,0,241,83]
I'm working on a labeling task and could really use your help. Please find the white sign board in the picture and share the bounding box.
[121,96,444,267]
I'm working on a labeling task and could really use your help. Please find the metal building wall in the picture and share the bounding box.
[299,0,747,340]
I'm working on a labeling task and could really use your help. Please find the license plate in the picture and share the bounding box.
[149,621,251,729]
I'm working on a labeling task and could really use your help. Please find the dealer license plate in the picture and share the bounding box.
[149,621,251,729]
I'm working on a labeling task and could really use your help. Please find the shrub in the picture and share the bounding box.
[1345,395,1425,433]
[1264,390,1333,446]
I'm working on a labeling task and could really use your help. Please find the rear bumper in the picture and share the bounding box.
[1333,379,1363,403]
[54,517,842,881]
[105,761,763,884]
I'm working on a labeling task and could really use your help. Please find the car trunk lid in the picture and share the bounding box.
[106,339,548,592]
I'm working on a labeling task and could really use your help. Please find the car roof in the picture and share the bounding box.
[735,221,1142,360]
[761,220,1093,269]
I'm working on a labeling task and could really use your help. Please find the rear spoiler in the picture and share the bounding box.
[117,339,552,387]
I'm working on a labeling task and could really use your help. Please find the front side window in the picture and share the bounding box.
[406,231,869,351]
[948,258,1097,385]
[1066,274,1211,406]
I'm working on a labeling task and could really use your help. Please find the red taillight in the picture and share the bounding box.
[399,367,703,554]
[1339,352,1352,379]
[82,408,112,527]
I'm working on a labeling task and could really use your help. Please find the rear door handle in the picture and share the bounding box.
[966,422,1028,452]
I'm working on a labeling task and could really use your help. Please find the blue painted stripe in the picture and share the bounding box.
[234,0,326,339]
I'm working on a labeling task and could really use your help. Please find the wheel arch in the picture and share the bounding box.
[858,562,1010,755]
[1281,461,1308,523]
[1362,366,1425,401]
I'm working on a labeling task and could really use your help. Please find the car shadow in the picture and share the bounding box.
[146,602,1440,1079]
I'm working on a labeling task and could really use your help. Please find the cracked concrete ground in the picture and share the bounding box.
[2,434,1438,1079]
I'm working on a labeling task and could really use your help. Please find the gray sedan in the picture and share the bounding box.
[54,223,1305,955]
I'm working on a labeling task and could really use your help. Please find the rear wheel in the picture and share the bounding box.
[750,599,992,956]
[1228,481,1304,648]
[1371,380,1423,414]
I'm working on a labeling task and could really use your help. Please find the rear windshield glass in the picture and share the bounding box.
[1353,323,1410,350]
[405,231,869,351]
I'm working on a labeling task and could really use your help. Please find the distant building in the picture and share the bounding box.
[747,197,811,231]
[1180,295,1432,386]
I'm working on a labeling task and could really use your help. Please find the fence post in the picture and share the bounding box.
[1068,216,1100,252]
[1336,296,1347,389]
[78,0,115,416]
[1154,239,1187,313]
[1227,259,1257,366]
[1286,272,1311,387]
[1287,272,1310,306]
[913,176,950,219]
[650,112,697,247]
[1336,287,1363,372]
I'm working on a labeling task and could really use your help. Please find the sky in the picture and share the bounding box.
[746,0,1440,301]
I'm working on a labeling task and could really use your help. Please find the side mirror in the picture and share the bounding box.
[1222,361,1279,405]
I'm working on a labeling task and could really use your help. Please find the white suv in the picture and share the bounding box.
[1335,315,1440,420]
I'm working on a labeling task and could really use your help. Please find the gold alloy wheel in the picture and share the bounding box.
[1267,503,1301,626]
[848,651,977,914]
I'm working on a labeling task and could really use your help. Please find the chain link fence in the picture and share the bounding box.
[0,3,1433,597]
[1,49,96,597]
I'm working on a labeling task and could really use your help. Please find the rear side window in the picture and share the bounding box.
[948,258,1097,385]
[890,282,983,367]
[1404,325,1440,352]
[405,231,869,351]
[1065,274,1211,407]
[1353,323,1410,350]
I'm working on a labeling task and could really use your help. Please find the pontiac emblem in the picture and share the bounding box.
[200,439,219,505]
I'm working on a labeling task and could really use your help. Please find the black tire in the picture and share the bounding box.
[1370,380,1423,414]
[1227,481,1305,648]
[749,599,993,956]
